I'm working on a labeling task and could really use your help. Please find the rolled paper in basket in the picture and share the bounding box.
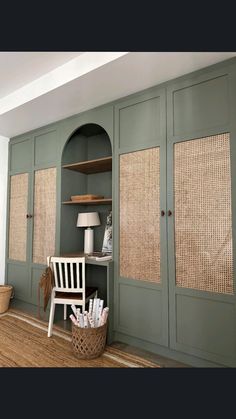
[88,299,93,315]
[92,298,97,322]
[69,314,78,326]
[76,307,81,322]
[79,313,84,328]
[87,312,95,328]
[71,304,77,317]
[84,311,88,328]
[96,300,104,326]
[99,307,109,326]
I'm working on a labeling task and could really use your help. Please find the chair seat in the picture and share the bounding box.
[55,286,98,300]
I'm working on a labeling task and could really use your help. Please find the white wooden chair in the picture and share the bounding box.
[47,256,98,337]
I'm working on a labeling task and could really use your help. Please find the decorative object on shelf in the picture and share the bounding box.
[77,212,101,254]
[71,194,104,201]
[102,211,112,253]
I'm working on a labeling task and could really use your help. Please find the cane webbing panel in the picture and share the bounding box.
[120,148,160,282]
[33,167,56,265]
[8,173,28,261]
[174,133,233,294]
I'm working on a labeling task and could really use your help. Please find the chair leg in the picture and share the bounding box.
[48,300,56,337]
[64,304,67,320]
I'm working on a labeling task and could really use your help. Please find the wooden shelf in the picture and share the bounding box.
[62,156,112,174]
[62,198,112,205]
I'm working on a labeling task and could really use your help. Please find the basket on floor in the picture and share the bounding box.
[71,322,108,359]
[0,285,13,314]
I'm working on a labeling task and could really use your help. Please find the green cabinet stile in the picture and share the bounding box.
[6,57,236,367]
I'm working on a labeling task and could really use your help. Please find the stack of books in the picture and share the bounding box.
[86,252,112,261]
[69,298,109,328]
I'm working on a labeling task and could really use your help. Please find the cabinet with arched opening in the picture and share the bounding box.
[60,122,112,255]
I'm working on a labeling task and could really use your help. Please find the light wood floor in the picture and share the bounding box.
[9,298,189,368]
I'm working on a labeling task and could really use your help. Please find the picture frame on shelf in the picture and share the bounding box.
[102,211,112,253]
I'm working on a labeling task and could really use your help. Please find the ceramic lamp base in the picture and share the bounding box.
[84,228,94,254]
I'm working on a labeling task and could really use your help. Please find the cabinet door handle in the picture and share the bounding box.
[26,214,33,219]
[161,210,165,216]
[168,210,172,217]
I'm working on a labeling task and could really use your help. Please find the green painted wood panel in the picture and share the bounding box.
[170,74,229,138]
[176,294,236,365]
[30,266,46,306]
[34,128,58,167]
[62,134,87,165]
[118,91,163,150]
[7,263,29,301]
[118,282,164,344]
[60,205,84,254]
[10,137,32,172]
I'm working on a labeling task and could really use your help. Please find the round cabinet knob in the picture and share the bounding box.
[168,210,172,217]
[161,210,165,216]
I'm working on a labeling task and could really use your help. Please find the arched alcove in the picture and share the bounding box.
[60,123,112,255]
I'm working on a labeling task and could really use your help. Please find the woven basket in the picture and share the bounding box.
[71,322,108,359]
[0,285,13,314]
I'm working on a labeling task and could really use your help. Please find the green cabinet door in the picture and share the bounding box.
[6,127,59,306]
[114,87,169,347]
[167,65,236,367]
[6,137,33,302]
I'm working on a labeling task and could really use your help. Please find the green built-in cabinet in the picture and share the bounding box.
[6,57,236,367]
[113,60,236,367]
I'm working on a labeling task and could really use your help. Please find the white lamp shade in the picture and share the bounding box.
[77,212,101,227]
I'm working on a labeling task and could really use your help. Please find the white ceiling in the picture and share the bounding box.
[0,51,236,138]
[0,52,83,98]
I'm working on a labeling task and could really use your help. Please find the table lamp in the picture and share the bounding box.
[77,212,101,254]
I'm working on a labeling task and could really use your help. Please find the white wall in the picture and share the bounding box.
[0,136,9,284]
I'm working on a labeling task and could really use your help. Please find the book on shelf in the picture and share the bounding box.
[86,252,112,261]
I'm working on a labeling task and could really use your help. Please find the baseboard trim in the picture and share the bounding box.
[114,331,226,368]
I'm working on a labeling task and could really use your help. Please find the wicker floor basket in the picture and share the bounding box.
[71,322,108,359]
[0,285,13,314]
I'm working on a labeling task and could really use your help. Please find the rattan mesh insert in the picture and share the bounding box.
[32,167,57,265]
[8,173,28,261]
[174,133,233,294]
[120,147,160,282]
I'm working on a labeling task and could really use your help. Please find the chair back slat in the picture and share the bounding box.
[58,262,63,288]
[49,257,85,293]
[65,262,69,289]
[53,261,59,288]
[70,262,74,289]
[82,261,85,291]
[76,262,80,289]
